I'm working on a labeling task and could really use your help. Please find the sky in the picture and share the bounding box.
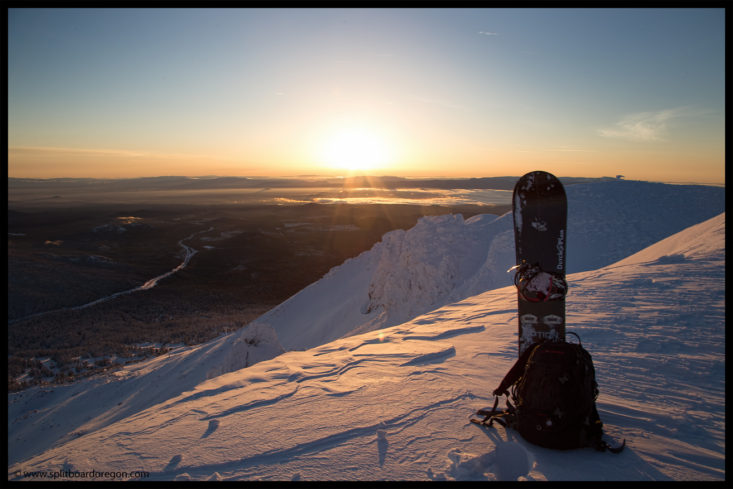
[7,8,726,183]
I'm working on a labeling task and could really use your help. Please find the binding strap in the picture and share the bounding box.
[511,262,568,302]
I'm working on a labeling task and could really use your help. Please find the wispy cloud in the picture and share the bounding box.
[478,31,499,36]
[598,107,692,142]
[9,146,221,161]
[10,146,148,158]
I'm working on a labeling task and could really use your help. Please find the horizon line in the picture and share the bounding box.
[6,174,725,187]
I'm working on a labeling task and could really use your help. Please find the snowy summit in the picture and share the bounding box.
[8,180,725,481]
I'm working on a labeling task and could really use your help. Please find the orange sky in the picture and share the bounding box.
[8,9,725,184]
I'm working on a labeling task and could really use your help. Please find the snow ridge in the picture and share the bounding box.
[7,181,725,481]
[256,180,723,351]
[9,212,725,480]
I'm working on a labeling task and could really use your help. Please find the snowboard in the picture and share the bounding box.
[512,171,567,356]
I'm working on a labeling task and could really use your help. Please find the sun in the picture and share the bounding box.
[319,126,394,173]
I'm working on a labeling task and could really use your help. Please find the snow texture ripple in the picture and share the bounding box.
[7,180,725,481]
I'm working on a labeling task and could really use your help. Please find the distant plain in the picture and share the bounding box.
[8,176,517,389]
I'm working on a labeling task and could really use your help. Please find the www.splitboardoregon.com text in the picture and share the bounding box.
[14,469,150,480]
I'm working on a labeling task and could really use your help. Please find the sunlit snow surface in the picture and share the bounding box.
[255,181,724,351]
[8,181,725,481]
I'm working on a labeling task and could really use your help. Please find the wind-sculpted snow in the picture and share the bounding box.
[255,180,723,352]
[565,181,724,271]
[7,182,725,481]
[8,213,726,481]
[8,213,725,480]
[364,213,506,325]
[7,323,283,466]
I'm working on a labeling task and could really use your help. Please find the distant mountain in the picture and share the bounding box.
[8,175,631,192]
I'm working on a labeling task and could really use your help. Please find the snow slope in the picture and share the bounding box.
[7,208,725,480]
[256,180,724,350]
[7,323,284,467]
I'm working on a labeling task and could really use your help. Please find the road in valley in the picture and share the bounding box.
[8,227,213,325]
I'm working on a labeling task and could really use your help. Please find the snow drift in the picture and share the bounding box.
[7,323,284,467]
[7,180,725,481]
[8,210,725,481]
[255,180,723,350]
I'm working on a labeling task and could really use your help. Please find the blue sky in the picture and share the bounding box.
[8,8,725,183]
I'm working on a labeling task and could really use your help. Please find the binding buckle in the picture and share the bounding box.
[510,262,568,302]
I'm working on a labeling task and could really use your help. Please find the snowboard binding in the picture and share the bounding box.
[510,262,568,303]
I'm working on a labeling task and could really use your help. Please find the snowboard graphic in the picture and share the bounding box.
[512,171,567,356]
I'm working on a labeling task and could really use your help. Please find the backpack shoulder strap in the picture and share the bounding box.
[492,342,540,396]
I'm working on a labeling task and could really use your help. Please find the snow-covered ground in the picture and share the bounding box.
[257,180,723,350]
[7,180,725,481]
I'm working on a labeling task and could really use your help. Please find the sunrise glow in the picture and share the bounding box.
[7,8,725,184]
[318,126,395,174]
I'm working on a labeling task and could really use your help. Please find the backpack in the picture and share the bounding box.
[475,333,624,453]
